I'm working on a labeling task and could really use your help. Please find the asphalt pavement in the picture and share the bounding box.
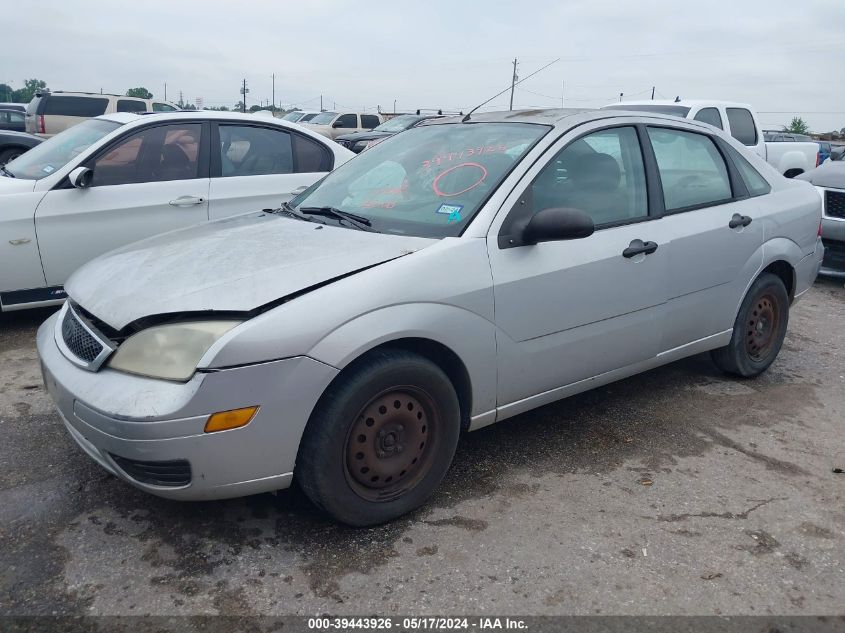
[1,281,843,616]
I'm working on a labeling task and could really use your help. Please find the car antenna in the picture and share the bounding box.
[462,58,560,122]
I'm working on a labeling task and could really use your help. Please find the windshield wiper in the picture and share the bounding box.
[299,206,378,232]
[0,165,15,178]
[271,201,327,224]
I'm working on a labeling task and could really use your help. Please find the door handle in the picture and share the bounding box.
[622,240,658,258]
[169,196,205,207]
[728,214,752,229]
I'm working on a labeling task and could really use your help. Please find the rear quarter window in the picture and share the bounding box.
[43,96,109,117]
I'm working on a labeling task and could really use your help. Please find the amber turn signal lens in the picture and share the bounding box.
[204,406,259,433]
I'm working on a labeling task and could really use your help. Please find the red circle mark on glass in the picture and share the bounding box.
[432,162,488,197]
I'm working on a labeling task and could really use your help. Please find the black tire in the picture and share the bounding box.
[710,273,789,377]
[296,349,461,526]
[0,147,24,165]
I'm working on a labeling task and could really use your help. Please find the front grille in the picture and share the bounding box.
[825,190,845,219]
[110,454,192,487]
[61,307,104,363]
[821,238,845,271]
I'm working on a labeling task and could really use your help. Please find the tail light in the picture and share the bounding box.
[816,152,821,167]
[38,115,45,134]
[818,218,823,237]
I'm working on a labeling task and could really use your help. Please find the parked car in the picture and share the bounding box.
[26,91,180,138]
[302,111,385,140]
[0,108,26,132]
[0,130,42,164]
[604,100,820,178]
[335,113,446,153]
[37,108,822,525]
[817,141,832,163]
[281,110,321,124]
[0,103,27,112]
[797,162,845,276]
[0,110,353,310]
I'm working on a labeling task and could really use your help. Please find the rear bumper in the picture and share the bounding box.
[37,311,339,500]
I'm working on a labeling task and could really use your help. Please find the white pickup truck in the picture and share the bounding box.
[603,100,820,178]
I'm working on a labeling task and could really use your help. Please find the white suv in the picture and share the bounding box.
[302,111,384,140]
[26,91,180,137]
[0,110,354,310]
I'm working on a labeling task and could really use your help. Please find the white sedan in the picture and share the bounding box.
[0,111,353,311]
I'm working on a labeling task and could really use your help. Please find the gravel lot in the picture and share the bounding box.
[1,280,843,617]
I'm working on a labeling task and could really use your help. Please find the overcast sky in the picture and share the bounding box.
[4,0,844,131]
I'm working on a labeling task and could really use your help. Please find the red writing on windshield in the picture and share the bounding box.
[422,145,508,169]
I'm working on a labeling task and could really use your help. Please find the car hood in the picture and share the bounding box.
[66,212,435,330]
[336,131,392,143]
[0,175,37,193]
[796,162,845,188]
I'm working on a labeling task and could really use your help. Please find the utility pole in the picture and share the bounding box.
[179,90,183,108]
[271,74,275,111]
[509,58,518,111]
[651,86,655,100]
[320,94,323,111]
[619,92,623,102]
[240,79,248,113]
[164,82,167,101]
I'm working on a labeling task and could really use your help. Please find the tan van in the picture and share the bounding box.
[26,91,179,137]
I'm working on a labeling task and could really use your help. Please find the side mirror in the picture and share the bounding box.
[522,207,594,245]
[68,166,93,189]
[332,120,344,128]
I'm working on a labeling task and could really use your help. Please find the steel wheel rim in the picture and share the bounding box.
[344,386,437,503]
[746,292,780,362]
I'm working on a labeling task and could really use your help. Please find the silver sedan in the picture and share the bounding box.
[38,108,823,525]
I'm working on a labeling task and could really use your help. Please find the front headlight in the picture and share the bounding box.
[107,321,241,381]
[353,140,370,152]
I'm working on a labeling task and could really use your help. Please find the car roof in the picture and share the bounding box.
[606,99,754,110]
[98,110,302,126]
[92,110,350,152]
[422,107,721,131]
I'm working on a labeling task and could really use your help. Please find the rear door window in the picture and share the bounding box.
[117,99,147,113]
[726,108,758,146]
[361,114,380,129]
[43,96,109,117]
[647,127,732,211]
[217,124,293,177]
[153,102,177,112]
[693,107,723,130]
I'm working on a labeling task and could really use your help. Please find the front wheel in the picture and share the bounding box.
[296,349,461,526]
[710,273,789,377]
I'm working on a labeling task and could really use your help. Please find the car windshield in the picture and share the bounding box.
[308,112,338,125]
[291,122,549,238]
[282,112,303,121]
[5,119,122,180]
[374,115,421,133]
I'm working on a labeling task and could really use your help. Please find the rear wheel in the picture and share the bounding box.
[296,349,460,526]
[710,273,789,377]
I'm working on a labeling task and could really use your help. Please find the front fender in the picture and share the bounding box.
[307,303,498,419]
